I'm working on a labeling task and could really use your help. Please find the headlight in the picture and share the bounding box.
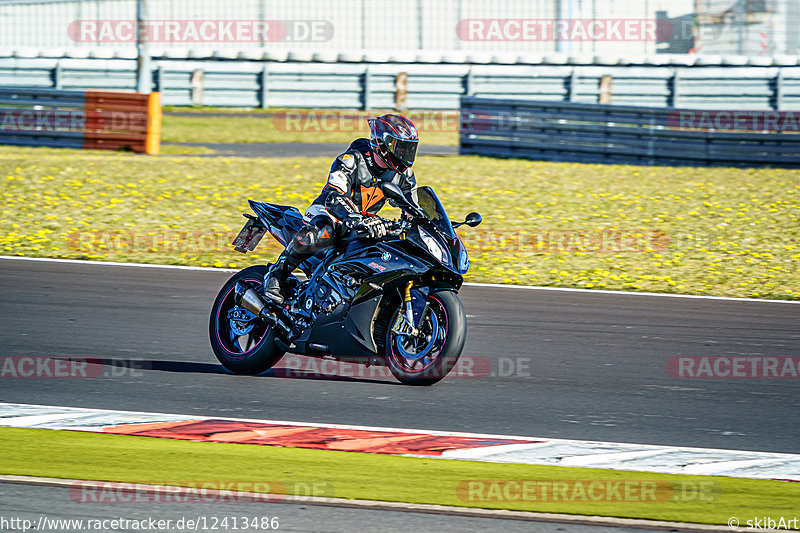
[458,245,469,274]
[418,226,448,265]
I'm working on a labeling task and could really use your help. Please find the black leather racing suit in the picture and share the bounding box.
[272,138,419,286]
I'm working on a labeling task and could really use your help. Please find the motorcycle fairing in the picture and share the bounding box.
[248,200,325,275]
[302,295,383,361]
[248,200,304,245]
[292,239,443,360]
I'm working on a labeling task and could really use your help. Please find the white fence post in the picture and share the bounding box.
[136,0,152,93]
[672,68,682,108]
[775,68,785,110]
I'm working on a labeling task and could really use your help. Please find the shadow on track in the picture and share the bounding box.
[263,367,401,385]
[64,357,400,385]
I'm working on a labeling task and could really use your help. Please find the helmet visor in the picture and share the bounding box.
[385,135,419,169]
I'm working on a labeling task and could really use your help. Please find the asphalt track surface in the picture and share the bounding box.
[0,482,660,533]
[2,258,799,454]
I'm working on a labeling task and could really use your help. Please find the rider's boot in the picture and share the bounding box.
[264,241,308,304]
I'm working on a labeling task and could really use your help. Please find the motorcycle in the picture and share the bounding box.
[209,182,482,386]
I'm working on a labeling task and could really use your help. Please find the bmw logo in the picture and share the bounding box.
[381,252,392,262]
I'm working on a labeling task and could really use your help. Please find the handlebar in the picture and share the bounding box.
[348,216,410,239]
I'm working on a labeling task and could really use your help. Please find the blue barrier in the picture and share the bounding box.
[459,96,800,167]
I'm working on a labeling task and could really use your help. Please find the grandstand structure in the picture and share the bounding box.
[694,0,798,56]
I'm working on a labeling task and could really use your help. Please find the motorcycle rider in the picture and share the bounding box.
[263,113,421,304]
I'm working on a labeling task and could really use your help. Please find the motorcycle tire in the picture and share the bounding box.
[385,290,467,386]
[209,265,285,375]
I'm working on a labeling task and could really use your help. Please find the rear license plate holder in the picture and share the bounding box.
[232,217,267,253]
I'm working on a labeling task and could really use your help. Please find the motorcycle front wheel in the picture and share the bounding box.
[385,290,467,386]
[209,265,285,374]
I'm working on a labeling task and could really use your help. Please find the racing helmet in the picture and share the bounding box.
[367,114,419,173]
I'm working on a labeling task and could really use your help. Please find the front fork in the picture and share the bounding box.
[391,281,424,338]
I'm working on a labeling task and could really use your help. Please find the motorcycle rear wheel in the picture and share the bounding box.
[385,290,467,386]
[209,265,285,374]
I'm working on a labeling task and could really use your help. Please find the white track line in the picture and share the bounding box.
[2,255,796,304]
[0,255,238,273]
[462,281,800,304]
[0,475,731,531]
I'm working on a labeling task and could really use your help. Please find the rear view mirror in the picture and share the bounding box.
[454,212,482,228]
[464,212,482,227]
[381,182,426,219]
[380,182,406,204]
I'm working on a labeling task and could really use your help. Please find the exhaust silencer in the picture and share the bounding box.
[234,282,266,315]
[234,282,292,340]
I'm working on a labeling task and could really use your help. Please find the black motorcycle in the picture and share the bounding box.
[209,183,482,385]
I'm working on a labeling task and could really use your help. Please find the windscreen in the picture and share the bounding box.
[416,186,456,239]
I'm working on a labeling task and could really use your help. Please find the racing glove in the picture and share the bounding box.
[361,217,389,239]
[345,214,388,239]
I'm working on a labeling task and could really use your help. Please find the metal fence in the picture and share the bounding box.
[4,0,800,56]
[0,0,704,56]
[2,56,800,111]
[459,96,800,167]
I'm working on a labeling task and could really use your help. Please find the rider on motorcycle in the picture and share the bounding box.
[264,113,421,304]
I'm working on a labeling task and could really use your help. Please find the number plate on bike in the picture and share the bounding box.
[232,218,267,253]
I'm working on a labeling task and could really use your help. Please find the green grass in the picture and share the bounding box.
[161,109,460,146]
[1,427,797,526]
[1,146,798,299]
[163,106,308,114]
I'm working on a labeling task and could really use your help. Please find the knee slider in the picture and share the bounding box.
[310,216,335,245]
[292,227,318,253]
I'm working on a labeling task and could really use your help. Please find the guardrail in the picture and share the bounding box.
[459,96,800,167]
[1,57,800,111]
[0,87,161,154]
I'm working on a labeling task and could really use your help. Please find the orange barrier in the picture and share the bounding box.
[83,90,161,155]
